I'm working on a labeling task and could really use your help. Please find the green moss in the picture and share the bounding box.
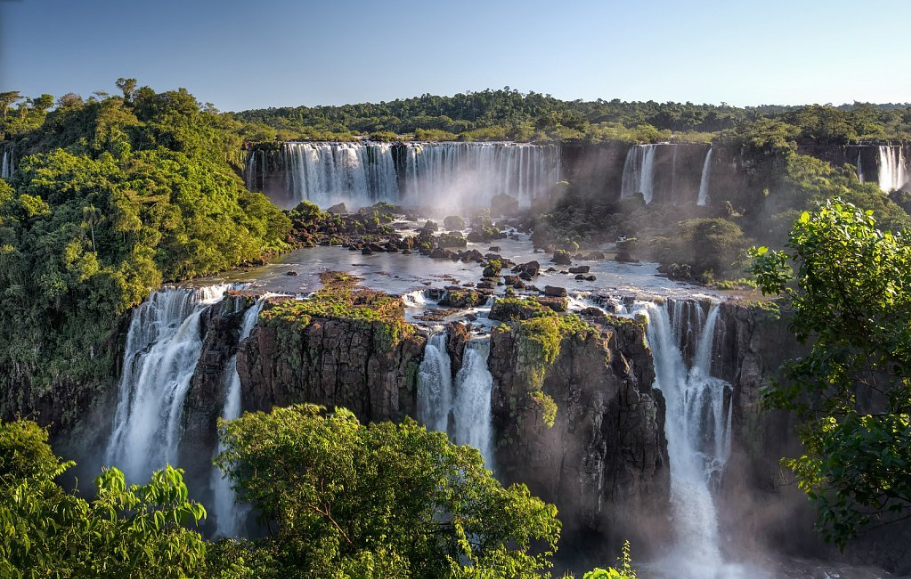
[529,391,557,428]
[260,288,413,353]
[512,312,594,389]
[489,297,550,321]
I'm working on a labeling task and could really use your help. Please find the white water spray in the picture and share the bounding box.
[211,298,267,538]
[105,286,228,483]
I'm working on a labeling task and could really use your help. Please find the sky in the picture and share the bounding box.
[1,0,909,112]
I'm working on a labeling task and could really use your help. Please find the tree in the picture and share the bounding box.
[0,91,21,117]
[0,419,208,577]
[116,77,138,102]
[749,199,911,548]
[216,404,561,578]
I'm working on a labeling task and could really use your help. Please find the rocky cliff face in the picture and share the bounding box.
[236,295,426,423]
[486,314,670,556]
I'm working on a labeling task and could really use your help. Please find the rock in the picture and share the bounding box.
[430,248,454,259]
[544,285,568,298]
[511,260,540,278]
[286,270,299,276]
[422,220,439,233]
[490,193,519,216]
[488,246,501,252]
[585,275,597,281]
[438,232,467,248]
[552,250,572,265]
[326,203,348,214]
[569,266,590,274]
[362,248,374,255]
[585,251,606,260]
[489,315,669,550]
[443,215,466,230]
[536,296,568,312]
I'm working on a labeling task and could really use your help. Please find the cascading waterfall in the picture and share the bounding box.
[856,151,864,184]
[417,335,495,469]
[697,148,713,206]
[211,298,267,538]
[637,300,734,577]
[1,146,12,179]
[452,340,495,468]
[417,332,454,434]
[275,141,560,209]
[104,285,228,484]
[620,144,659,203]
[285,142,400,207]
[877,144,907,192]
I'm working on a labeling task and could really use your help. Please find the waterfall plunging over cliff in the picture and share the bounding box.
[452,340,495,469]
[1,146,13,179]
[637,300,734,577]
[256,141,560,209]
[697,148,713,206]
[878,144,908,192]
[105,286,228,484]
[211,298,266,538]
[418,333,495,468]
[285,142,400,207]
[417,332,453,433]
[620,144,659,203]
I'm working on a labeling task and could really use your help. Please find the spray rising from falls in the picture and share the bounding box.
[620,144,659,203]
[637,300,734,578]
[697,148,713,206]
[418,334,495,468]
[211,298,267,538]
[105,286,228,484]
[878,144,908,192]
[276,141,560,209]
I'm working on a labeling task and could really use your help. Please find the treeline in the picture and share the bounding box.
[233,88,911,144]
[0,81,291,427]
[0,406,635,578]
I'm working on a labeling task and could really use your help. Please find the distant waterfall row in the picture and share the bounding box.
[417,332,495,468]
[252,141,561,209]
[634,299,734,577]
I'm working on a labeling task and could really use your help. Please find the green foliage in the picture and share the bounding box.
[216,404,561,578]
[0,83,291,419]
[749,199,911,548]
[583,541,637,579]
[0,419,208,578]
[529,391,558,428]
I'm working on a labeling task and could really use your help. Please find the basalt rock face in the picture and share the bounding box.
[488,318,670,557]
[711,301,911,573]
[236,307,426,423]
[179,299,247,491]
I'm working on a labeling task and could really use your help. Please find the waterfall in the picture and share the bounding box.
[620,144,658,203]
[278,141,560,209]
[417,335,495,469]
[856,151,864,184]
[877,144,907,192]
[104,286,228,484]
[452,340,495,468]
[1,146,12,180]
[211,298,266,538]
[417,332,454,433]
[697,148,713,206]
[637,300,733,577]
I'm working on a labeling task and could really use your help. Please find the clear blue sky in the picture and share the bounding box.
[2,0,909,111]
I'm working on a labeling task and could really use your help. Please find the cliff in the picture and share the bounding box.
[484,308,670,558]
[235,290,425,423]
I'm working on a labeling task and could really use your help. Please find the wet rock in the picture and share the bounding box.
[443,215,465,230]
[544,285,568,298]
[488,246,501,252]
[569,266,591,274]
[536,296,568,312]
[552,249,572,266]
[326,203,348,214]
[511,260,540,277]
[430,248,454,259]
[286,270,299,276]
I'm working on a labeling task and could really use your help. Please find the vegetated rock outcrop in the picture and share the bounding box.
[483,299,670,558]
[236,286,425,423]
